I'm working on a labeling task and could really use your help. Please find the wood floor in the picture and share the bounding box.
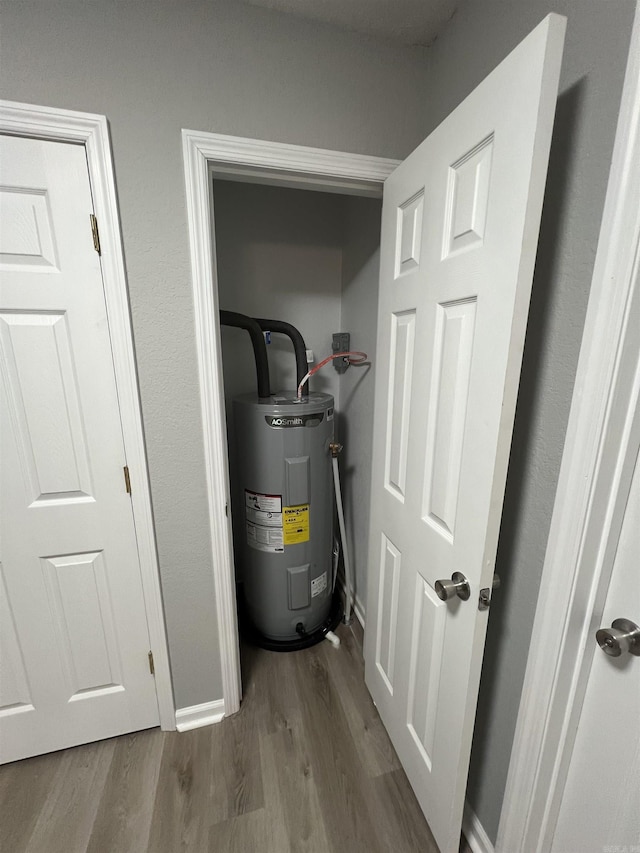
[1,621,468,853]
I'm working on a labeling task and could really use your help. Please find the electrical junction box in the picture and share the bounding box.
[332,332,350,373]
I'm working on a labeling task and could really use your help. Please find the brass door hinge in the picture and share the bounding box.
[90,214,101,255]
[148,651,155,676]
[123,465,131,494]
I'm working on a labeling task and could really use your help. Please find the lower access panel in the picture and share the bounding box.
[288,564,310,610]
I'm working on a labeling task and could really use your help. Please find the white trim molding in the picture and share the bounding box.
[182,129,398,715]
[463,802,495,853]
[497,7,640,851]
[175,699,226,733]
[0,100,175,731]
[338,577,366,629]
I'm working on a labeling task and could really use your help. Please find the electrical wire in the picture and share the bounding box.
[296,351,368,399]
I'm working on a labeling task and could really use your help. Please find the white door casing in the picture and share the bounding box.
[182,130,400,717]
[364,15,565,853]
[0,133,164,761]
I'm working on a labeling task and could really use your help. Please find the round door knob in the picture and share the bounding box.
[435,571,470,602]
[595,618,640,658]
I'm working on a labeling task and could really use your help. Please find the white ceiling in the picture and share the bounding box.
[243,0,458,47]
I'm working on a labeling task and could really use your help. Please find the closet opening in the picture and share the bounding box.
[212,174,382,672]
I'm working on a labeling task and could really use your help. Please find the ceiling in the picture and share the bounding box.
[243,0,458,47]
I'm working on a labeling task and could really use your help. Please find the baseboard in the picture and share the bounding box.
[337,576,366,629]
[463,802,494,853]
[353,593,365,629]
[175,699,225,732]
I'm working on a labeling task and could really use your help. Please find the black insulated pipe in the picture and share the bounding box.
[219,310,271,400]
[253,318,309,397]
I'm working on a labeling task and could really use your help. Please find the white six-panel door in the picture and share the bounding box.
[0,135,159,763]
[364,16,565,853]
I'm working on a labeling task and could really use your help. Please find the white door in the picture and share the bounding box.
[551,446,640,853]
[364,15,565,853]
[0,134,159,763]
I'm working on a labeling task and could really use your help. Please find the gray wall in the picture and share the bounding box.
[423,0,635,842]
[0,0,430,709]
[214,181,345,406]
[338,196,382,614]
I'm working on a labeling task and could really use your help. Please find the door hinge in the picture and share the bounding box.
[90,214,101,255]
[123,465,132,494]
[148,651,155,676]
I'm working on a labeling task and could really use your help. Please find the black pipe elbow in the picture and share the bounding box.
[253,318,308,397]
[219,310,271,400]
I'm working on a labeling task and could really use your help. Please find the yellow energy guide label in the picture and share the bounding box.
[282,504,310,545]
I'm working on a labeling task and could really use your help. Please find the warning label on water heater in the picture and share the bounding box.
[282,504,310,545]
[311,571,327,598]
[245,491,282,514]
[245,490,284,552]
[244,491,310,550]
[246,522,284,552]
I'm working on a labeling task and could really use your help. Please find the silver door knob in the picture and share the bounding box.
[435,571,470,602]
[595,618,640,658]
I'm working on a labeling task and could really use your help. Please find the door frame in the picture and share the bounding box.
[0,100,176,731]
[496,6,640,851]
[182,128,399,713]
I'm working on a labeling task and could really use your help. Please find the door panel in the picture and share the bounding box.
[365,16,566,853]
[406,576,446,770]
[422,297,476,538]
[41,551,124,698]
[385,310,415,500]
[443,135,493,258]
[1,311,94,503]
[0,184,59,271]
[375,533,402,694]
[0,134,159,762]
[0,566,33,714]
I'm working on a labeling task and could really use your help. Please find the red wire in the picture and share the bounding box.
[306,350,368,378]
[297,351,368,399]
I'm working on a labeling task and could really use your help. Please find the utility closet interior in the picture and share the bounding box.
[213,178,383,628]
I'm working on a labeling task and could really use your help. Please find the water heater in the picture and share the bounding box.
[232,391,336,644]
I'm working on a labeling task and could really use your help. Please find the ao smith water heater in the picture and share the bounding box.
[220,311,365,651]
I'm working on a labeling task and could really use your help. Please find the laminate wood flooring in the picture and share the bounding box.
[1,621,471,853]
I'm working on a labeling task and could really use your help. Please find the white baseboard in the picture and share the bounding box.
[175,699,225,732]
[337,576,366,629]
[353,593,365,629]
[463,801,494,853]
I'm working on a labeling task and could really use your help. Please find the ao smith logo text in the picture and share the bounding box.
[265,413,325,428]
